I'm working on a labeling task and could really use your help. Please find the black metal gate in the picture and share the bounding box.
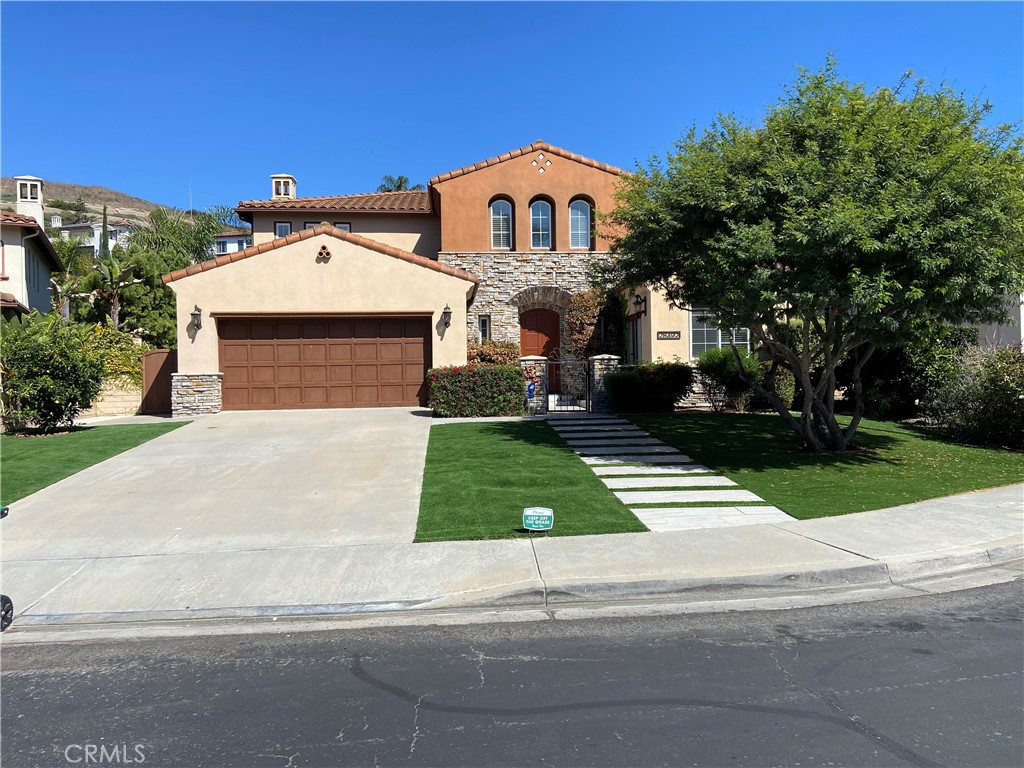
[546,360,590,412]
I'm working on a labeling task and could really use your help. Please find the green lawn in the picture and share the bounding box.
[416,421,648,542]
[633,412,1024,519]
[0,423,188,505]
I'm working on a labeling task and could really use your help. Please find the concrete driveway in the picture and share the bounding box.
[2,408,444,621]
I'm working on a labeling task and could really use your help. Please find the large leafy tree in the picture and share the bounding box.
[605,60,1024,452]
[377,175,425,192]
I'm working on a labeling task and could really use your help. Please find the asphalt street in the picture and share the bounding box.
[2,583,1022,768]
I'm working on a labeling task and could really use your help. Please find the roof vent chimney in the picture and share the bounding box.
[271,174,297,200]
[14,175,44,227]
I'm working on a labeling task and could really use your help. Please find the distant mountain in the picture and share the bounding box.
[0,178,170,227]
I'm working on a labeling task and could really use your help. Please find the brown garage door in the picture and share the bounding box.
[219,317,430,410]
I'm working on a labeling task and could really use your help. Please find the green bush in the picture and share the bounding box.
[925,346,1024,449]
[749,363,796,411]
[696,347,763,411]
[84,324,146,388]
[1,313,104,432]
[604,369,644,413]
[467,340,521,365]
[428,363,526,418]
[605,361,694,413]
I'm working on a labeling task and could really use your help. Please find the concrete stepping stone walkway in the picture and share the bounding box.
[547,414,795,532]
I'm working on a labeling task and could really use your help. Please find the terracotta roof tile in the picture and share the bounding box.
[428,141,628,186]
[0,210,41,227]
[161,225,479,288]
[235,190,432,215]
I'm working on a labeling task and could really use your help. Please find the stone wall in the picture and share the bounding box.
[588,355,621,413]
[79,381,142,418]
[439,251,612,352]
[171,373,223,416]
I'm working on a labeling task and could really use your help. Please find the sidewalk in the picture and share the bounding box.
[3,482,1020,641]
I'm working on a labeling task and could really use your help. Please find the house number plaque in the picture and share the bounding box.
[657,331,681,340]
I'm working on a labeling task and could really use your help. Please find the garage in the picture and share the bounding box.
[219,316,431,410]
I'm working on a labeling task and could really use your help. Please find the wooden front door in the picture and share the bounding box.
[520,308,561,391]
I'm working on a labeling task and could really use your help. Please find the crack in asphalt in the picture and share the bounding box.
[349,654,943,767]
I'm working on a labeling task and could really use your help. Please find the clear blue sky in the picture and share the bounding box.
[2,1,1021,210]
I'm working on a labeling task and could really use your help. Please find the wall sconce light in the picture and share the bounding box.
[441,304,452,328]
[190,305,203,330]
[633,294,648,317]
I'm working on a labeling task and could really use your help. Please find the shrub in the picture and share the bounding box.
[428,363,526,418]
[605,361,694,413]
[467,340,521,365]
[1,313,104,432]
[749,363,796,411]
[924,346,1024,450]
[84,324,146,388]
[696,347,763,411]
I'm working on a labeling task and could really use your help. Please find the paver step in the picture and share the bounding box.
[574,445,679,455]
[555,431,651,440]
[565,437,663,446]
[551,425,645,433]
[616,489,764,504]
[602,476,737,489]
[633,506,792,531]
[591,465,713,476]
[581,454,695,465]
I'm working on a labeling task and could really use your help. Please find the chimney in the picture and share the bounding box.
[270,174,297,200]
[14,175,44,227]
[50,214,63,229]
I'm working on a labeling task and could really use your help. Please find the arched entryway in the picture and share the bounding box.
[520,308,561,391]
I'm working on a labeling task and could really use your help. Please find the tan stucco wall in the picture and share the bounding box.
[249,212,440,257]
[629,286,694,363]
[433,153,624,253]
[168,233,474,374]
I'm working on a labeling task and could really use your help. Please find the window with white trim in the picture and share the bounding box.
[479,315,491,341]
[490,200,512,249]
[690,307,750,357]
[569,200,591,249]
[274,221,291,239]
[216,240,228,254]
[530,200,551,249]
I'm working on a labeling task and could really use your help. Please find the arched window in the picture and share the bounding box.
[569,200,591,249]
[530,200,552,249]
[490,199,512,249]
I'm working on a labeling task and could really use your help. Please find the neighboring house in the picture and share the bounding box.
[1,177,63,318]
[975,294,1024,348]
[163,141,732,415]
[55,216,134,256]
[212,229,253,256]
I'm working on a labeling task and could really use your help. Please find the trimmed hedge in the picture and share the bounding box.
[605,361,694,413]
[696,347,763,411]
[428,363,527,418]
[467,340,521,365]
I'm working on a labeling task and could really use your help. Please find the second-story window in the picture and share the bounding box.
[530,200,551,249]
[569,200,591,249]
[490,200,512,249]
[216,241,228,254]
[275,222,292,239]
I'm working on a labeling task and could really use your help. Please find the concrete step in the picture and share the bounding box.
[574,445,680,456]
[591,465,713,476]
[602,476,737,489]
[581,454,695,465]
[617,489,764,504]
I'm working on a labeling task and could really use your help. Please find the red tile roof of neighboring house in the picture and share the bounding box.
[0,211,64,272]
[429,140,629,185]
[216,228,251,238]
[0,292,30,314]
[1,210,41,227]
[235,190,432,217]
[161,225,480,292]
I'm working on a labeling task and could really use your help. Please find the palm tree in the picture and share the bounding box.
[78,248,142,327]
[131,208,221,265]
[377,175,425,193]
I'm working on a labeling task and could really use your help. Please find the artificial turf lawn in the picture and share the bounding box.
[633,411,1024,519]
[416,421,648,542]
[0,423,188,505]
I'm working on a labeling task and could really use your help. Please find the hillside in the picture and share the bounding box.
[0,177,170,226]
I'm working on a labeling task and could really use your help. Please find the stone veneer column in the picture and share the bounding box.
[519,356,548,415]
[588,354,621,413]
[171,373,223,416]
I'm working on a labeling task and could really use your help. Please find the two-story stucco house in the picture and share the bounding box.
[162,141,714,415]
[1,177,62,318]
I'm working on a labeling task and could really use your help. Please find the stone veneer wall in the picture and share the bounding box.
[438,251,612,353]
[171,373,223,416]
